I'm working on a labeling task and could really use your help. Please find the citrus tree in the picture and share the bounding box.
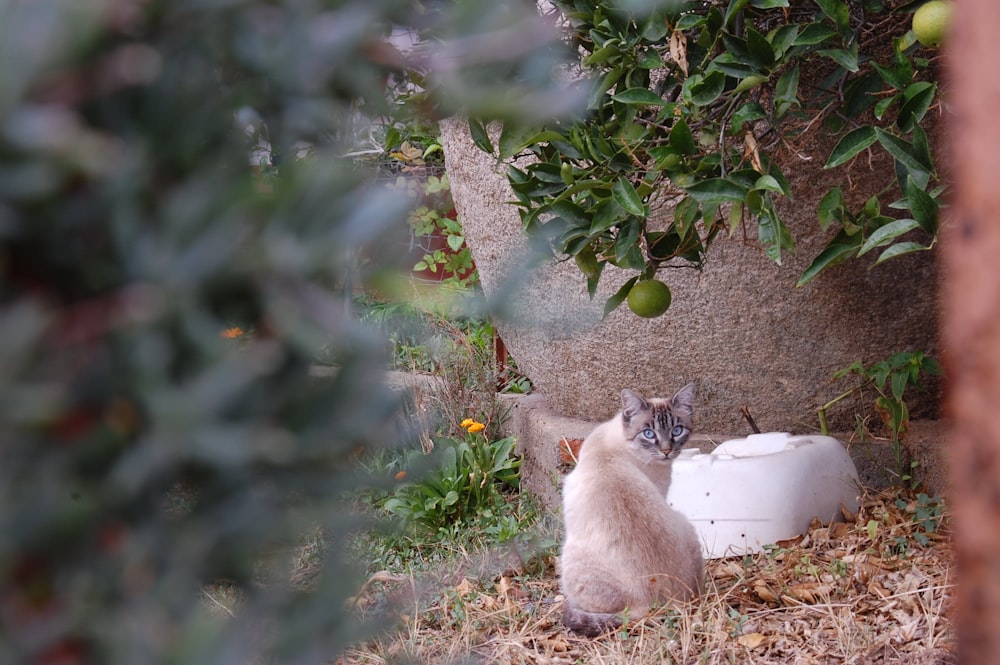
[470,0,947,316]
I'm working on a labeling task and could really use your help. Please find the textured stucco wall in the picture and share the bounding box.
[440,116,941,432]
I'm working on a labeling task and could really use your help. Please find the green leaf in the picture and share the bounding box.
[709,53,758,79]
[684,178,748,204]
[774,65,800,116]
[746,27,775,67]
[611,88,667,106]
[614,220,644,268]
[764,162,793,197]
[794,23,837,45]
[873,61,910,92]
[896,81,936,132]
[468,118,494,155]
[752,0,789,8]
[670,118,696,155]
[797,233,862,286]
[874,94,898,120]
[857,218,921,256]
[813,0,850,35]
[733,74,768,94]
[612,177,646,217]
[384,127,401,151]
[753,175,785,194]
[875,127,932,173]
[874,241,931,265]
[675,196,700,239]
[905,177,939,234]
[818,45,859,72]
[639,48,663,69]
[684,71,726,105]
[911,124,934,173]
[720,33,753,66]
[498,124,538,160]
[842,71,882,118]
[757,205,795,264]
[728,201,744,236]
[891,369,908,401]
[586,261,606,298]
[587,66,624,110]
[446,234,466,252]
[583,43,621,67]
[675,12,707,30]
[603,276,639,318]
[824,126,877,168]
[642,14,670,42]
[530,162,567,184]
[921,356,944,376]
[731,102,767,133]
[768,24,799,59]
[546,200,590,228]
[723,0,750,28]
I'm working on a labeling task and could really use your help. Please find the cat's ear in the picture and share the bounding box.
[621,389,648,424]
[670,383,696,418]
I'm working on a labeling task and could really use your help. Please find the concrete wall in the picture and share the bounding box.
[440,117,941,433]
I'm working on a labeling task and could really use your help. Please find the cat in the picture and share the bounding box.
[559,384,703,637]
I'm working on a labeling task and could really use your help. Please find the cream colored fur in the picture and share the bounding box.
[559,387,703,636]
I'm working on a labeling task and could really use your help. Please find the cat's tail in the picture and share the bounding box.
[561,598,623,637]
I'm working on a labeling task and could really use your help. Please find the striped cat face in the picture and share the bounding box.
[620,384,695,460]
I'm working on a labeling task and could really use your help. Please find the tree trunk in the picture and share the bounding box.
[945,0,1000,658]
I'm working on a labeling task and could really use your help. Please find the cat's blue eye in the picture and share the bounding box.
[671,425,685,438]
[642,428,656,440]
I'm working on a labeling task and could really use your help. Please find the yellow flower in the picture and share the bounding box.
[466,422,486,434]
[460,418,475,429]
[221,327,245,339]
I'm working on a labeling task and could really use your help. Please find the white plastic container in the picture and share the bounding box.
[666,432,861,559]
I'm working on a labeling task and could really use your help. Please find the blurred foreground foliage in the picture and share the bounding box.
[0,1,573,663]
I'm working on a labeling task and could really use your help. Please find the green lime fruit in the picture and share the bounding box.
[912,0,953,48]
[626,279,672,318]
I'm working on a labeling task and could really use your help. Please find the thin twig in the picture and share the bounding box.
[201,587,236,617]
[741,406,761,434]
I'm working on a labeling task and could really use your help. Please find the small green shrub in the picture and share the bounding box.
[407,173,478,289]
[896,492,946,547]
[818,350,942,484]
[383,420,521,533]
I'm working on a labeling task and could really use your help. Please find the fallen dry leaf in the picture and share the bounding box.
[559,438,583,465]
[455,578,476,597]
[712,560,745,580]
[830,521,853,539]
[786,582,833,604]
[497,575,526,601]
[737,632,767,649]
[537,635,572,653]
[753,580,780,604]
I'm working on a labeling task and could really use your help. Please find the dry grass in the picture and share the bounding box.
[341,487,954,665]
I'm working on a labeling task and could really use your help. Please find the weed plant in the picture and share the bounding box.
[383,420,520,532]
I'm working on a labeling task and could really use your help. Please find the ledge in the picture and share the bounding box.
[499,393,950,511]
